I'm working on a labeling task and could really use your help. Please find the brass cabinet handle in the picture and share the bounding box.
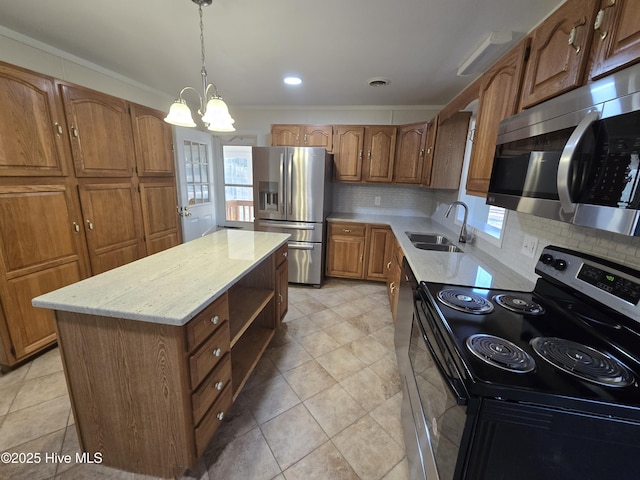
[86,219,94,230]
[342,229,352,233]
[594,0,616,40]
[390,282,396,293]
[568,18,587,54]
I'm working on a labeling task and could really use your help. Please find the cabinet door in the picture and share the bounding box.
[333,126,365,182]
[520,0,599,108]
[421,119,438,186]
[363,126,396,183]
[589,0,640,79]
[431,112,471,190]
[326,223,366,279]
[394,123,427,185]
[0,64,69,177]
[139,181,181,255]
[131,104,175,177]
[276,259,288,325]
[78,182,145,274]
[466,42,528,197]
[271,125,301,146]
[365,226,393,281]
[0,184,89,362]
[61,84,135,177]
[302,125,333,151]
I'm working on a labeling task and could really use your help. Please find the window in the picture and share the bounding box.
[222,145,254,222]
[183,140,211,205]
[455,114,507,245]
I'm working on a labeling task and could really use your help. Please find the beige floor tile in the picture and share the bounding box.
[267,340,313,373]
[307,309,343,330]
[0,428,64,480]
[304,384,365,437]
[354,283,387,296]
[0,394,70,451]
[370,325,396,352]
[10,370,69,412]
[57,424,81,476]
[333,415,405,480]
[0,363,29,389]
[288,288,313,305]
[55,463,135,479]
[205,427,280,480]
[369,352,401,395]
[348,311,392,335]
[324,321,366,346]
[340,367,397,412]
[283,304,305,322]
[243,376,301,425]
[315,291,348,308]
[0,382,20,416]
[295,298,328,316]
[24,347,63,380]
[282,316,323,339]
[283,359,336,401]
[316,345,367,381]
[297,330,341,358]
[331,302,368,319]
[283,440,359,480]
[261,403,328,470]
[243,355,280,391]
[370,392,405,447]
[381,457,410,480]
[351,295,382,313]
[347,335,389,365]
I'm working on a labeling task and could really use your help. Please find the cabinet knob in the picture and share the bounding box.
[71,126,79,138]
[283,251,288,258]
[214,381,224,391]
[86,219,94,230]
[216,412,225,421]
[213,348,222,357]
[390,282,396,293]
[211,315,219,325]
[386,261,392,270]
[342,229,352,233]
[72,222,80,233]
[594,0,616,40]
[54,122,63,136]
[568,18,586,54]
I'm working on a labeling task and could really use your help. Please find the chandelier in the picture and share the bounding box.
[164,0,235,132]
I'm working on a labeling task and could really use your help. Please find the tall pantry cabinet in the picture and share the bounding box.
[0,61,180,370]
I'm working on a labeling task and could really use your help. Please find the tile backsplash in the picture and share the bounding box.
[332,183,435,217]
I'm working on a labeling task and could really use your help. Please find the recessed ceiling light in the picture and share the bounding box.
[368,77,390,87]
[284,76,302,85]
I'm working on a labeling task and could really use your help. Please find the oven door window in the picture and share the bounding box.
[409,313,466,479]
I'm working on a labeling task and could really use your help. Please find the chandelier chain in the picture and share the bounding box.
[199,4,206,72]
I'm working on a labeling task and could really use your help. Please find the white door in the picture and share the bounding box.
[174,127,216,242]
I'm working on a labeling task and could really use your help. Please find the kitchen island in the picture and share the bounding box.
[32,229,290,478]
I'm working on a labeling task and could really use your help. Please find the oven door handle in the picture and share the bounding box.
[557,110,599,218]
[415,304,468,404]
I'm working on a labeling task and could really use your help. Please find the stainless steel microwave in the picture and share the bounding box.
[487,62,640,236]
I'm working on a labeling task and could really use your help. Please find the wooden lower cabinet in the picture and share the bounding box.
[55,249,282,477]
[275,243,289,324]
[139,180,181,255]
[326,222,367,278]
[386,239,404,323]
[365,226,393,281]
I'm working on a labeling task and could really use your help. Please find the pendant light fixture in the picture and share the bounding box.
[164,0,235,132]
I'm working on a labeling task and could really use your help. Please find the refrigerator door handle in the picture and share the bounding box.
[257,220,316,230]
[279,153,285,215]
[287,152,294,216]
[288,241,315,250]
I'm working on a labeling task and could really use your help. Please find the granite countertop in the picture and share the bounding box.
[32,230,290,326]
[328,213,535,291]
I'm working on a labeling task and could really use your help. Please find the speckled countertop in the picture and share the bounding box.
[328,213,536,291]
[32,230,290,326]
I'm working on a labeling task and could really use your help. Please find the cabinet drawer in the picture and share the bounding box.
[195,384,232,457]
[329,222,366,237]
[186,293,229,351]
[189,321,230,389]
[192,354,232,426]
[275,243,288,267]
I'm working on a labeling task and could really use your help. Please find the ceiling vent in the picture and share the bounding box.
[368,77,390,87]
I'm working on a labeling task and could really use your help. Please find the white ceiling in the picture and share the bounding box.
[0,0,563,107]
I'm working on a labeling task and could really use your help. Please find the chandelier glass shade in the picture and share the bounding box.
[164,0,235,132]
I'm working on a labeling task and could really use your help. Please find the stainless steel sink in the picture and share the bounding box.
[406,232,463,253]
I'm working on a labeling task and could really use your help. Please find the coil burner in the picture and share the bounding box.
[437,289,494,314]
[493,294,545,315]
[466,334,536,373]
[530,337,634,387]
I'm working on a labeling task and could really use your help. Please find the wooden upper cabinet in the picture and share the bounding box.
[394,122,427,185]
[430,112,471,190]
[333,125,365,181]
[131,104,175,177]
[520,0,599,109]
[0,64,70,177]
[139,180,181,255]
[60,84,136,177]
[588,0,640,80]
[363,126,396,183]
[421,119,438,186]
[467,41,529,197]
[271,124,333,150]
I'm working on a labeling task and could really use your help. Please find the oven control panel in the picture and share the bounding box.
[536,246,640,322]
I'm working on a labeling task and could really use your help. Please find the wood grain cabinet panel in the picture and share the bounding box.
[0,63,70,177]
[271,124,333,150]
[131,104,175,177]
[363,126,397,183]
[588,0,640,79]
[60,84,136,177]
[333,126,365,181]
[466,41,528,197]
[326,222,367,279]
[271,124,301,146]
[139,181,181,255]
[431,112,472,190]
[394,122,427,185]
[365,226,393,281]
[520,0,599,108]
[421,119,438,186]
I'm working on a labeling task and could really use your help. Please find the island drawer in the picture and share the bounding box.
[189,321,230,389]
[186,293,229,351]
[275,243,288,267]
[191,354,232,426]
[329,222,366,237]
[195,384,232,457]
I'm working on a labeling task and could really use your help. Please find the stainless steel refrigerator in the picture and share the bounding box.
[252,147,333,287]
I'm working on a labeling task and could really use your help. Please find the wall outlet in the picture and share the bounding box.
[374,196,381,206]
[521,234,538,258]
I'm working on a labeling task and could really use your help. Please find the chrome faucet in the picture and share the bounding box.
[445,201,470,243]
